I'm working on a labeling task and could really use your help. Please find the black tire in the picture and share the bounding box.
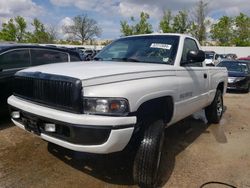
[133,119,165,188]
[205,89,223,124]
[244,83,250,93]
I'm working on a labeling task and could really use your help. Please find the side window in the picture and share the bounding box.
[70,54,82,62]
[181,38,202,67]
[0,49,30,70]
[31,49,69,66]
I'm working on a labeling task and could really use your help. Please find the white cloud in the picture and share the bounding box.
[0,0,43,17]
[57,17,74,39]
[119,1,161,19]
[0,0,44,30]
[59,17,74,27]
[208,0,250,17]
[50,0,120,15]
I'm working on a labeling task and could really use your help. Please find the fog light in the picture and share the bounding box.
[11,111,20,119]
[44,123,56,132]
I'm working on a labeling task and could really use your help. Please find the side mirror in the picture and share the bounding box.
[186,50,205,63]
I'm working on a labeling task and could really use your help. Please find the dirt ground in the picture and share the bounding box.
[0,92,250,188]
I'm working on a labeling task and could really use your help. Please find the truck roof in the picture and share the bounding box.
[120,33,194,39]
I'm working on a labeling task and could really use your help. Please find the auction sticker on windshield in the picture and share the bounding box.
[150,43,172,50]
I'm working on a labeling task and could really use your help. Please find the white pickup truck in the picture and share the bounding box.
[8,34,227,187]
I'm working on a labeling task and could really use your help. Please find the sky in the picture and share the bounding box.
[0,0,249,40]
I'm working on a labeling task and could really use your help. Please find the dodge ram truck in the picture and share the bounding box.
[8,34,228,187]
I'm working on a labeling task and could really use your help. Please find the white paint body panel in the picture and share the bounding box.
[11,119,134,154]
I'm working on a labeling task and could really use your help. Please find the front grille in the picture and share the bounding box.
[14,72,83,113]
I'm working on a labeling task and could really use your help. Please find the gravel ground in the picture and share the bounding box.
[0,92,250,188]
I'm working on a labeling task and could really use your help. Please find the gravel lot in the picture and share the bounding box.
[0,93,250,188]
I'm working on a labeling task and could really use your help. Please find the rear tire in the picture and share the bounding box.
[205,89,223,124]
[133,119,165,188]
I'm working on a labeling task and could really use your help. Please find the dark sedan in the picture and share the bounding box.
[217,60,250,92]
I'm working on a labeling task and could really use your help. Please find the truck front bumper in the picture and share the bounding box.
[8,95,136,154]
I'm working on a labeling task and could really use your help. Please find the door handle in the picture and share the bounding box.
[204,73,207,79]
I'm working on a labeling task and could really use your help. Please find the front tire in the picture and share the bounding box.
[133,119,165,188]
[205,89,223,124]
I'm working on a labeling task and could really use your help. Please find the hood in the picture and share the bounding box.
[228,71,247,77]
[19,61,176,86]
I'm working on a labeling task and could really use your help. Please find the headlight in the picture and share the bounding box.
[84,98,129,116]
[228,77,246,83]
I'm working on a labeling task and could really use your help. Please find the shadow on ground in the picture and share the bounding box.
[227,89,249,94]
[0,110,12,130]
[47,116,209,186]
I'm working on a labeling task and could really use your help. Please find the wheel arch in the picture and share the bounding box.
[217,81,225,94]
[135,96,174,125]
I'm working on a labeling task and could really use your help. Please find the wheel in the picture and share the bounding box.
[244,83,250,93]
[133,119,165,188]
[205,89,223,124]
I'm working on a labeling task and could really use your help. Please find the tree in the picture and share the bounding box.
[210,16,233,46]
[63,14,102,44]
[15,16,27,42]
[46,25,58,42]
[190,0,209,43]
[120,19,134,36]
[159,10,172,33]
[27,18,52,43]
[233,13,250,46]
[0,18,17,41]
[172,10,190,33]
[120,12,153,36]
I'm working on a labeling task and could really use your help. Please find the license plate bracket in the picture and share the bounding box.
[23,117,41,135]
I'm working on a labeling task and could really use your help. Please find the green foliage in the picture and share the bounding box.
[0,16,55,43]
[210,16,234,46]
[0,18,17,41]
[159,10,190,34]
[120,12,153,36]
[159,10,172,33]
[172,11,189,33]
[233,13,250,46]
[211,13,250,46]
[27,18,52,43]
[15,16,27,42]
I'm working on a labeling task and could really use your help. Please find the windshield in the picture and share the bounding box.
[95,35,180,65]
[217,61,249,73]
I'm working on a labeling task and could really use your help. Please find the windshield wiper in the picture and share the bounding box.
[111,57,141,62]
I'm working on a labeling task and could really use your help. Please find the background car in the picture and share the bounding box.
[238,57,250,62]
[0,44,83,111]
[225,53,237,59]
[217,60,250,92]
[204,51,219,66]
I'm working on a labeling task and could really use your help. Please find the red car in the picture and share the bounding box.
[238,57,250,61]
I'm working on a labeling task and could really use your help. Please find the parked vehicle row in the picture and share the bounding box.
[204,51,240,66]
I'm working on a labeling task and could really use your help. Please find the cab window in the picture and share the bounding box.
[31,49,69,66]
[0,49,30,70]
